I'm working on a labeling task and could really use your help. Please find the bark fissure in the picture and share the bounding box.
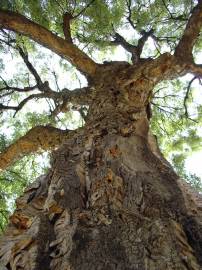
[0,2,202,268]
[1,59,202,269]
[1,122,202,269]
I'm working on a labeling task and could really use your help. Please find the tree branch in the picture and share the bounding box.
[112,33,138,61]
[126,0,136,31]
[0,125,76,170]
[63,0,95,42]
[17,47,43,85]
[161,0,187,21]
[175,1,202,61]
[0,37,45,88]
[112,30,153,64]
[61,86,93,105]
[74,0,95,19]
[50,86,93,117]
[0,93,46,116]
[0,84,37,95]
[187,63,202,77]
[0,85,93,117]
[0,9,98,77]
[184,76,198,118]
[63,12,73,42]
[136,29,154,55]
[0,75,37,96]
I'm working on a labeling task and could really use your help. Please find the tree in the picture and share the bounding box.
[0,0,202,269]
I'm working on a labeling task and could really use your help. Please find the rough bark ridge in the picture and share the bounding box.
[0,60,202,270]
[0,2,202,268]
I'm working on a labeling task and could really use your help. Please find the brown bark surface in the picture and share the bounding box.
[0,62,202,270]
[0,3,202,268]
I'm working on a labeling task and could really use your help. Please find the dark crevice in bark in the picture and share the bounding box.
[182,216,202,265]
[35,214,54,270]
[0,131,202,269]
[70,218,136,270]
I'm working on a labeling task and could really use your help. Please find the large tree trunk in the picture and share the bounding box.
[1,62,202,270]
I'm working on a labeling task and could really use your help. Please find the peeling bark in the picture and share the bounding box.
[0,2,202,266]
[1,131,202,269]
[0,61,202,269]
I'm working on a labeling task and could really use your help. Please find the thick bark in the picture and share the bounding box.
[0,1,202,268]
[0,62,202,270]
[1,132,202,269]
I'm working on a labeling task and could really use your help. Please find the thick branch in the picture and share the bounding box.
[63,12,73,43]
[61,86,93,105]
[113,33,137,55]
[137,29,154,55]
[63,1,95,42]
[0,9,98,77]
[187,63,202,77]
[0,125,76,170]
[175,1,202,61]
[120,53,175,86]
[50,87,93,116]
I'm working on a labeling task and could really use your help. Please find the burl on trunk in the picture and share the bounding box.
[0,59,202,270]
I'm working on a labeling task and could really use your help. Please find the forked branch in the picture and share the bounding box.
[0,125,76,170]
[112,30,153,63]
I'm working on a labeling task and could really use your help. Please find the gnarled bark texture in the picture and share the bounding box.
[0,60,202,270]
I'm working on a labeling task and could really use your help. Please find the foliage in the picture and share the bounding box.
[151,77,202,188]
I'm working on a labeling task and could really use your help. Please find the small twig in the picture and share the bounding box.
[126,0,136,31]
[153,94,179,99]
[74,0,95,19]
[184,76,198,118]
[153,86,166,95]
[52,71,60,91]
[151,102,176,114]
[54,0,65,13]
[161,0,187,21]
[17,47,43,86]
